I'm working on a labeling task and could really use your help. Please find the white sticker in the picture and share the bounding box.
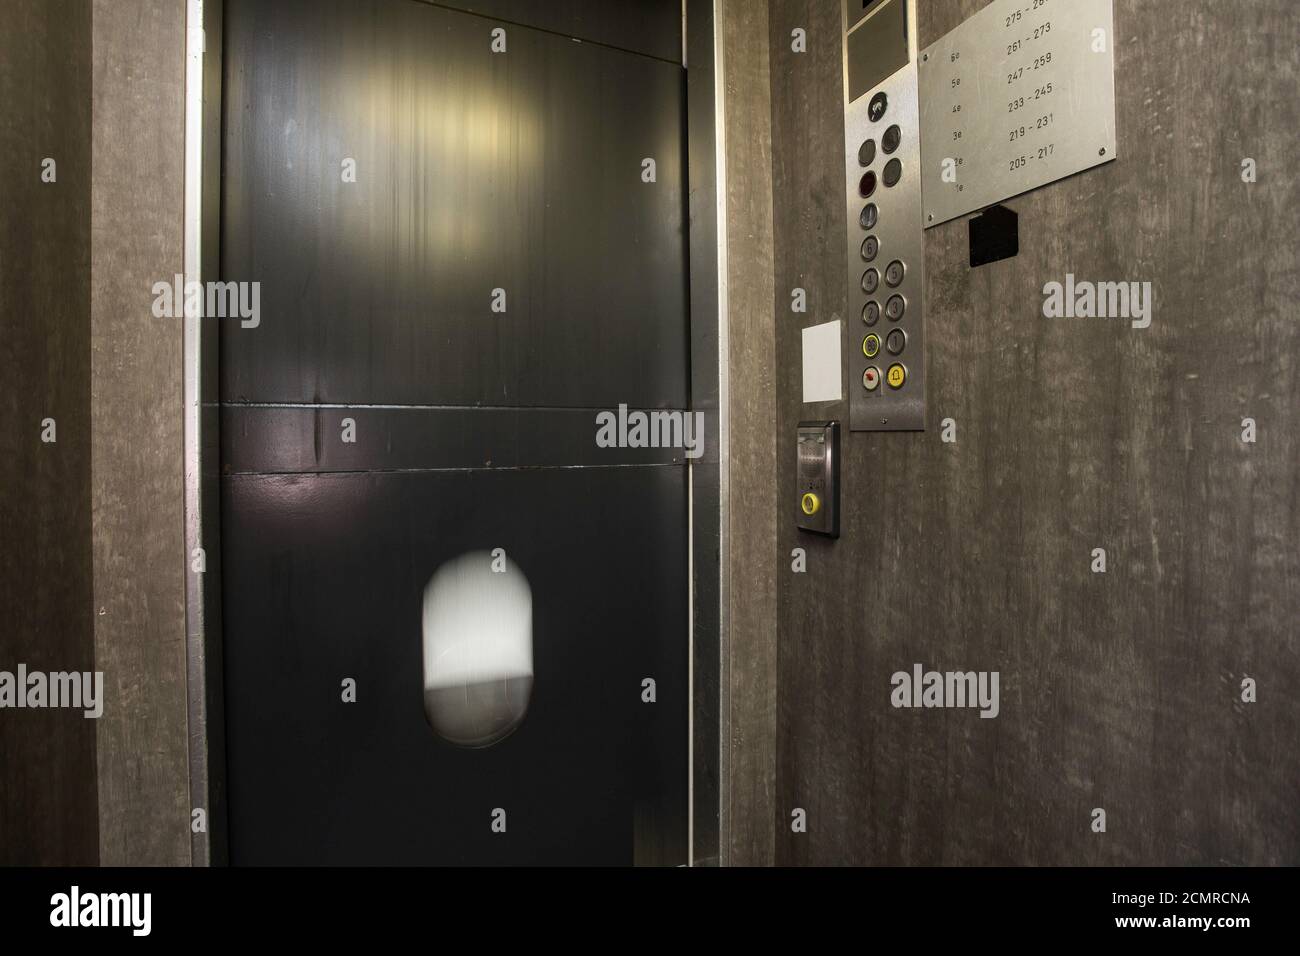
[801,320,843,404]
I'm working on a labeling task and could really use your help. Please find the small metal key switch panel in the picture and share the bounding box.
[796,421,840,538]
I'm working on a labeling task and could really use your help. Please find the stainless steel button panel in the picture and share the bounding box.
[843,0,925,432]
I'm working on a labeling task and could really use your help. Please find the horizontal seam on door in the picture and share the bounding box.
[223,462,689,476]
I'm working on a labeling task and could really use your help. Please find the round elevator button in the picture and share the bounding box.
[862,300,881,326]
[861,235,879,262]
[860,203,878,230]
[882,125,902,154]
[862,334,881,358]
[885,294,906,321]
[886,328,907,355]
[868,91,888,123]
[883,158,903,187]
[801,492,821,516]
[858,139,876,167]
[885,259,906,287]
[861,268,879,295]
[862,366,881,391]
[858,171,877,198]
[886,363,907,389]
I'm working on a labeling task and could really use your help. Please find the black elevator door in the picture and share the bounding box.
[219,0,689,865]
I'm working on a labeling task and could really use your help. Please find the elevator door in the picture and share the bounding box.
[218,0,689,865]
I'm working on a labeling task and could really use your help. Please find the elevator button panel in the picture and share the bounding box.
[844,0,925,432]
[796,421,840,538]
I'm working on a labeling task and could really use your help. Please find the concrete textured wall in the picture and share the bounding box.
[766,0,1298,864]
[719,0,780,868]
[90,0,191,866]
[0,0,99,866]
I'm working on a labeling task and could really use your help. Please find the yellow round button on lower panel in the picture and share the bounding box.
[886,363,907,389]
[800,493,821,516]
[862,334,880,358]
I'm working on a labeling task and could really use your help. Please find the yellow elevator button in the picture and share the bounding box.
[800,493,821,516]
[862,334,881,358]
[886,363,907,389]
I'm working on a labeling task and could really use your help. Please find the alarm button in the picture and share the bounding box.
[801,492,821,516]
[886,363,907,389]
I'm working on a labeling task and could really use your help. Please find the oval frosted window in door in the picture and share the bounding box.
[421,551,533,747]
